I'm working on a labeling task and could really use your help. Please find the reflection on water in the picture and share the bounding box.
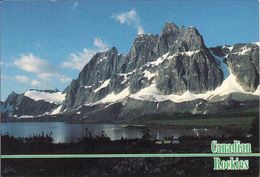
[1,122,230,143]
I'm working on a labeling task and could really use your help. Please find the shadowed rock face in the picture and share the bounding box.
[211,43,259,92]
[127,34,159,71]
[1,91,58,117]
[158,23,206,54]
[156,50,222,94]
[227,44,259,92]
[62,47,129,110]
[62,22,224,111]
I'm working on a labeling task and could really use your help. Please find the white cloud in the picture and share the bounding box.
[72,1,79,10]
[13,53,71,86]
[113,9,144,34]
[5,74,49,88]
[31,79,41,87]
[15,75,30,83]
[61,49,96,71]
[94,37,108,49]
[59,75,72,83]
[14,53,53,75]
[61,37,109,70]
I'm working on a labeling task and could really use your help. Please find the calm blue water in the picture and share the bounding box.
[0,122,229,143]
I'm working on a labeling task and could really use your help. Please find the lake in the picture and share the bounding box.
[1,122,232,143]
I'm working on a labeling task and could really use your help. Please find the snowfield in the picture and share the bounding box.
[130,71,253,103]
[24,90,65,104]
[51,105,62,115]
[95,69,259,104]
[94,87,130,104]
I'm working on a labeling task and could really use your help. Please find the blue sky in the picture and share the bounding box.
[1,0,259,100]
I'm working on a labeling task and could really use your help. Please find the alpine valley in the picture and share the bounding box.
[1,22,259,123]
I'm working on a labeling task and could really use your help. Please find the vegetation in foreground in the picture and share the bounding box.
[1,116,259,177]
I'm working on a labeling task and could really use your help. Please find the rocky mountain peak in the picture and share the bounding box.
[91,47,118,62]
[60,22,226,110]
[5,91,19,104]
[162,22,179,34]
[127,33,159,70]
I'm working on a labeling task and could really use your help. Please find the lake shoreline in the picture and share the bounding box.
[1,121,246,143]
[1,118,254,130]
[1,107,258,130]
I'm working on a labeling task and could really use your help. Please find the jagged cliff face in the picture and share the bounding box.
[62,22,224,111]
[63,47,128,110]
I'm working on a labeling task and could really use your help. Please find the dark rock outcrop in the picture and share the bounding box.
[211,43,259,92]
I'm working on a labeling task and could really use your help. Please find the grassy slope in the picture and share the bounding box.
[130,107,259,129]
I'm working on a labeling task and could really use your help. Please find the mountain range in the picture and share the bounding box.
[1,22,259,122]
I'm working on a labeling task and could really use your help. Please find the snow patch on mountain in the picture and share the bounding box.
[94,79,110,93]
[118,72,133,84]
[149,50,200,67]
[17,111,50,118]
[97,56,108,64]
[143,70,157,80]
[51,105,62,115]
[24,90,65,104]
[180,50,200,56]
[95,87,130,104]
[149,52,169,66]
[18,115,34,119]
[253,85,260,95]
[84,85,92,89]
[233,46,251,55]
[209,72,246,96]
[223,45,234,51]
[130,71,258,103]
[130,84,162,101]
[130,84,207,103]
[94,67,259,104]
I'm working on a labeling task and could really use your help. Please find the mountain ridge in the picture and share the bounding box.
[1,22,259,121]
